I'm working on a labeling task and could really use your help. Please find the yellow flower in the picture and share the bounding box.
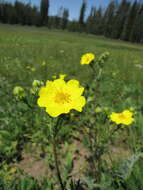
[37,78,86,117]
[110,110,134,125]
[80,53,95,65]
[59,74,66,80]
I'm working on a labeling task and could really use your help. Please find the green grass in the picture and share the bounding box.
[0,24,143,86]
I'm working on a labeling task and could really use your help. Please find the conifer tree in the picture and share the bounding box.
[61,8,69,30]
[103,0,116,37]
[79,0,87,29]
[130,5,143,43]
[93,7,103,35]
[112,0,130,39]
[86,6,96,33]
[121,1,139,41]
[40,0,49,25]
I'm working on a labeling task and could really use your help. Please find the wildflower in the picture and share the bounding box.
[59,74,66,80]
[32,80,43,88]
[42,61,46,66]
[13,86,25,99]
[31,80,44,94]
[80,53,95,65]
[31,67,36,72]
[37,78,86,117]
[110,110,134,125]
[95,107,102,113]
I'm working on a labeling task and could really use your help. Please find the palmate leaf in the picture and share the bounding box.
[117,153,143,180]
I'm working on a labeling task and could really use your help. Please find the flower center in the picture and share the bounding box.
[118,113,126,120]
[55,92,71,104]
[86,57,90,62]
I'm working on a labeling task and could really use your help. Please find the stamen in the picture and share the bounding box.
[55,92,71,104]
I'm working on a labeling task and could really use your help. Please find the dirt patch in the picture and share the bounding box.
[15,137,132,180]
[16,153,48,179]
[72,139,89,180]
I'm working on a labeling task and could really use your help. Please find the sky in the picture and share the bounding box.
[6,0,141,20]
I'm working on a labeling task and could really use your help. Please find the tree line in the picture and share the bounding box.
[0,0,143,43]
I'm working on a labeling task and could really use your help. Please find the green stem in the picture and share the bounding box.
[97,68,102,81]
[110,125,121,138]
[89,63,96,73]
[84,126,99,180]
[53,139,65,190]
[52,117,65,190]
[23,98,33,109]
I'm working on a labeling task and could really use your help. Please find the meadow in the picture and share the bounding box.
[0,24,143,190]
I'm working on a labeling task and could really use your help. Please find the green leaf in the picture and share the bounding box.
[118,153,143,180]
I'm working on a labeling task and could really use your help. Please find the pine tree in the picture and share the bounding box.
[86,6,96,34]
[55,7,63,29]
[40,0,49,25]
[121,1,139,41]
[0,1,3,22]
[79,0,87,30]
[130,5,143,43]
[0,0,40,26]
[103,0,116,37]
[61,8,69,30]
[112,0,130,39]
[93,7,103,35]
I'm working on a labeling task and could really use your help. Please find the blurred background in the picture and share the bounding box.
[0,0,143,43]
